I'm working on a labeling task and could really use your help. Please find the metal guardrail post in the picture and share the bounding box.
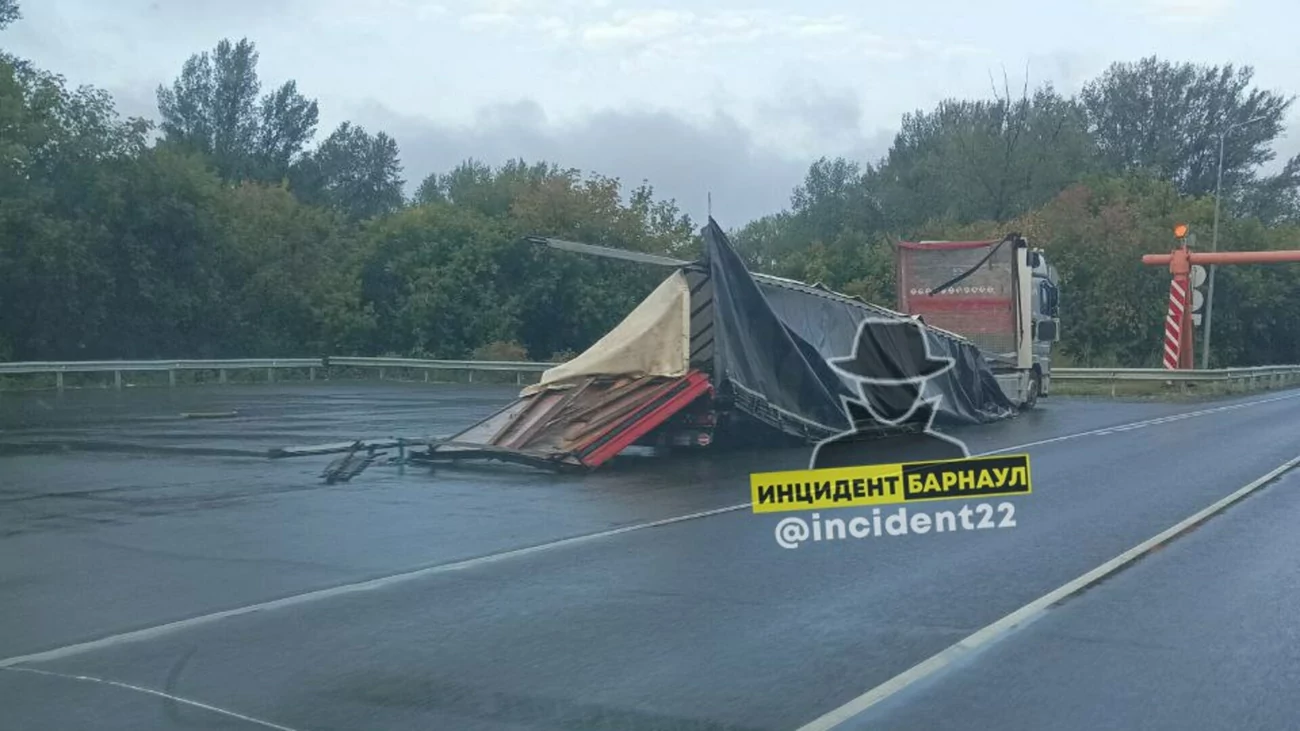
[169,369,176,387]
[309,367,315,381]
[267,367,274,383]
[56,371,64,391]
[114,370,121,389]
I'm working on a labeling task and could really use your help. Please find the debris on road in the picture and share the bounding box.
[418,371,713,470]
[268,438,419,459]
[321,441,384,484]
[411,220,1018,471]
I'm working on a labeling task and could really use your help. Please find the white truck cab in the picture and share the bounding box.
[1010,242,1061,407]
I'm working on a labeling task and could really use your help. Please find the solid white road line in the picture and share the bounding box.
[794,452,1300,731]
[2,390,1296,669]
[0,503,744,669]
[979,389,1300,455]
[0,666,302,731]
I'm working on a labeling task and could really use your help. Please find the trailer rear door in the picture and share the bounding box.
[897,240,1018,364]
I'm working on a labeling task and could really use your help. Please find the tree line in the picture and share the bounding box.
[2,1,1299,368]
[732,63,1300,368]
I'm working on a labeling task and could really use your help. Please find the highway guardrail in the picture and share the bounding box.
[0,357,555,390]
[3,359,1298,392]
[1053,365,1300,394]
[325,357,552,384]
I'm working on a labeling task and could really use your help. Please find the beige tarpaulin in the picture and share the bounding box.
[521,270,691,395]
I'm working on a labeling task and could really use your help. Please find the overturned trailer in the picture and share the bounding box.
[418,220,1017,470]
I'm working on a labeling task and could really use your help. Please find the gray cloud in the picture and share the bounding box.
[347,96,895,227]
[104,84,159,122]
[754,81,869,154]
[66,73,895,228]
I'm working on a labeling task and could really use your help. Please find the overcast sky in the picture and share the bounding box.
[5,0,1300,225]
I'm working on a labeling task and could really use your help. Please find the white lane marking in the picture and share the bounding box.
[2,389,1297,669]
[980,390,1300,455]
[0,666,302,731]
[0,503,745,669]
[795,452,1300,731]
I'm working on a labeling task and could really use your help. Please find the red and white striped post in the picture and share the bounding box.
[1163,276,1188,370]
[1145,227,1300,369]
[1146,228,1195,370]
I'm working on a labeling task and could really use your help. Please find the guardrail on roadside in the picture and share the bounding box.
[326,357,552,385]
[0,357,555,390]
[3,358,1298,392]
[1053,365,1300,395]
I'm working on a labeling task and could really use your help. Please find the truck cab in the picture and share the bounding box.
[1026,247,1061,404]
[896,235,1061,409]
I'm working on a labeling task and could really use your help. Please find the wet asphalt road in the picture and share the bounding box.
[2,382,1299,730]
[848,467,1300,731]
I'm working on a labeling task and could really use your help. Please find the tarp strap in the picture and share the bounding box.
[928,234,1016,296]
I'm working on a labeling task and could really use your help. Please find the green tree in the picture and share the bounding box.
[95,147,234,357]
[1017,176,1208,367]
[872,84,1095,228]
[294,121,404,221]
[502,171,694,358]
[156,38,319,182]
[731,158,883,289]
[0,55,151,359]
[356,203,517,357]
[1081,57,1292,199]
[415,158,574,218]
[219,182,364,355]
[1,0,20,30]
[1186,218,1300,367]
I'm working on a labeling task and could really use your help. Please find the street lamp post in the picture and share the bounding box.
[1201,114,1269,370]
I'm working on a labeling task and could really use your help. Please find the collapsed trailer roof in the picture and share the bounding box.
[424,219,1015,469]
[702,219,1015,443]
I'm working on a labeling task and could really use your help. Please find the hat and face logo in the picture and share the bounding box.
[810,317,970,469]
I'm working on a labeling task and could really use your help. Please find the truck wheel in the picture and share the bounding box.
[1022,370,1042,410]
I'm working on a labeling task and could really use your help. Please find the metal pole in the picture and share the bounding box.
[1202,132,1226,369]
[1202,115,1268,369]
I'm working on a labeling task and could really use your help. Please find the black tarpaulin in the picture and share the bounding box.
[704,220,1014,442]
[707,220,851,442]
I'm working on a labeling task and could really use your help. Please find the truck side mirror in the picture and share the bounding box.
[1036,320,1058,342]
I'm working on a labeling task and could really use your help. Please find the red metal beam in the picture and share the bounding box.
[1142,243,1300,369]
[1143,250,1300,266]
